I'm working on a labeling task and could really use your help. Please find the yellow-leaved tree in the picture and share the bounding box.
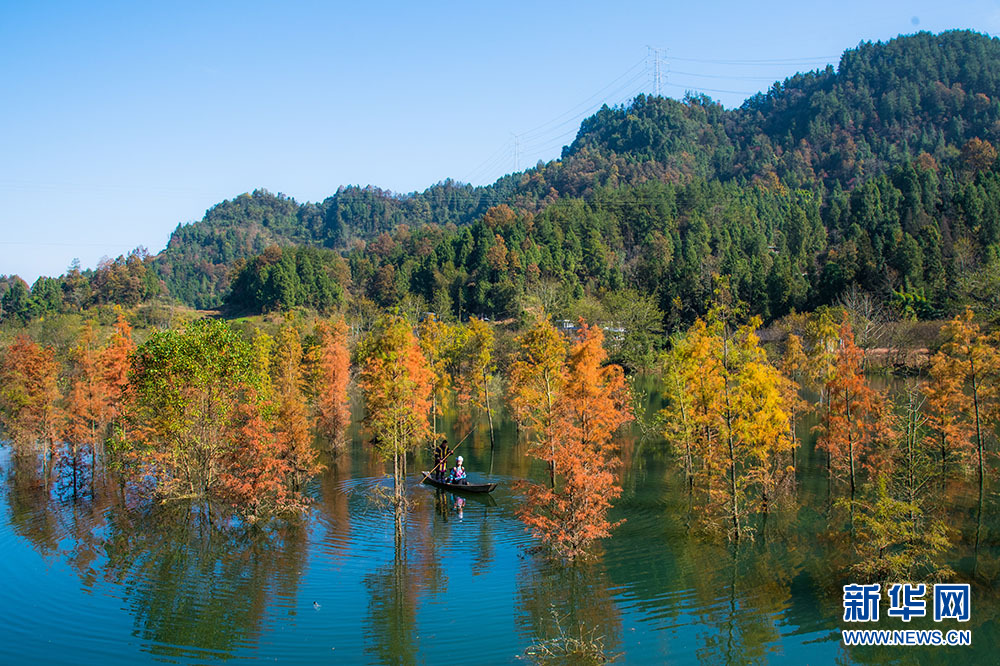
[661,307,795,540]
[507,316,567,487]
[359,316,433,510]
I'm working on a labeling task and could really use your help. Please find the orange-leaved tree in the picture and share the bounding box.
[272,321,320,492]
[312,318,352,448]
[417,315,456,439]
[0,334,62,460]
[519,323,632,560]
[218,388,303,522]
[816,318,882,496]
[778,332,810,472]
[358,316,433,509]
[507,316,567,487]
[64,321,107,494]
[101,310,135,433]
[923,343,975,485]
[65,321,106,442]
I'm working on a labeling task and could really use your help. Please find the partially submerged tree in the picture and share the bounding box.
[931,309,999,496]
[816,318,883,496]
[118,319,315,519]
[64,321,106,495]
[519,324,632,560]
[271,322,320,491]
[842,474,953,584]
[923,347,975,485]
[101,310,135,431]
[660,310,795,539]
[417,316,456,439]
[312,318,352,449]
[461,317,497,449]
[778,333,810,471]
[358,316,433,510]
[0,335,61,467]
[659,331,701,489]
[507,316,567,487]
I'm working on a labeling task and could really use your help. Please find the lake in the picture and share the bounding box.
[0,381,997,664]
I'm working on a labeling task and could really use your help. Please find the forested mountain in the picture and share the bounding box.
[8,30,1000,328]
[157,181,518,308]
[567,31,1000,189]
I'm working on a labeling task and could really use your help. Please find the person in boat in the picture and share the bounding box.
[446,456,468,485]
[432,438,448,480]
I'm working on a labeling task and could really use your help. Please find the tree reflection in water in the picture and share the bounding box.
[4,454,309,662]
[516,552,623,664]
[364,517,418,666]
[102,504,308,660]
[5,451,114,588]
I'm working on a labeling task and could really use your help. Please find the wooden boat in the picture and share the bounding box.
[420,471,497,494]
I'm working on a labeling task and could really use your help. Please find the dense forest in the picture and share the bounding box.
[6,30,1000,336]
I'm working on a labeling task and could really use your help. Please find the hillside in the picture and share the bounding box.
[147,30,1000,310]
[7,30,1000,333]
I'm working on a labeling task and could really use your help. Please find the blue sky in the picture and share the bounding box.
[3,1,1000,282]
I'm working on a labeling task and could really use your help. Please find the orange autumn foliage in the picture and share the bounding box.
[931,308,1000,491]
[359,316,434,506]
[313,318,352,447]
[65,321,107,445]
[507,317,567,486]
[816,318,883,494]
[272,323,320,491]
[101,311,135,426]
[0,334,61,451]
[924,348,975,480]
[218,390,305,521]
[519,324,632,560]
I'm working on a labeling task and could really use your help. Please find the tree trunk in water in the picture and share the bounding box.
[789,414,797,473]
[723,336,739,541]
[72,442,78,501]
[974,493,983,577]
[970,359,985,501]
[393,451,402,508]
[545,376,556,489]
[940,432,947,492]
[483,368,495,451]
[846,386,856,497]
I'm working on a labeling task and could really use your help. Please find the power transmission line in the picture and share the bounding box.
[459,46,836,185]
[669,54,837,65]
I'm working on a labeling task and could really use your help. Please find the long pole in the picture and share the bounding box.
[428,429,475,477]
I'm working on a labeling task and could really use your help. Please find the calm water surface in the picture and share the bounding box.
[1,382,997,664]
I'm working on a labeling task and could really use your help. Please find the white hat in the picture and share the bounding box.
[457,456,464,463]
